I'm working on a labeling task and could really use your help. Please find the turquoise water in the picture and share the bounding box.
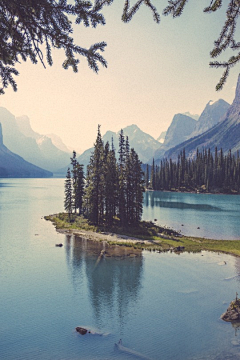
[143,191,240,240]
[1,179,240,360]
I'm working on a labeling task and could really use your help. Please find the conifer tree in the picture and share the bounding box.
[145,164,149,189]
[64,167,73,220]
[163,0,240,90]
[118,129,126,224]
[71,150,78,213]
[84,125,104,225]
[145,147,240,194]
[150,158,155,190]
[129,148,144,224]
[75,163,85,215]
[0,0,159,94]
[103,141,118,225]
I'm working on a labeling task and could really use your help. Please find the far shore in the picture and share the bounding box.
[45,213,240,257]
[145,188,240,196]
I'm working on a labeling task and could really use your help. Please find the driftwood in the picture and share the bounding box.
[115,339,152,360]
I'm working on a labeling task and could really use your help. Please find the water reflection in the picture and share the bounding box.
[143,191,240,239]
[155,200,221,211]
[144,191,221,211]
[65,235,143,331]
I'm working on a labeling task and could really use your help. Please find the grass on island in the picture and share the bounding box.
[45,212,240,257]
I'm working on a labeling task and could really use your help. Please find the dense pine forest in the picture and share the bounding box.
[145,148,240,194]
[64,126,144,227]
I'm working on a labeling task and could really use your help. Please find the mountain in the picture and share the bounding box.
[182,112,199,120]
[15,115,40,139]
[163,114,197,148]
[153,114,197,161]
[164,75,240,160]
[45,133,73,153]
[58,124,161,174]
[0,108,71,172]
[188,99,230,138]
[0,123,52,178]
[156,131,166,143]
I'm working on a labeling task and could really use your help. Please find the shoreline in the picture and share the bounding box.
[145,189,240,196]
[46,214,240,257]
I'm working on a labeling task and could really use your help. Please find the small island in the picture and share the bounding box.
[46,128,240,257]
[221,293,240,322]
[45,212,240,257]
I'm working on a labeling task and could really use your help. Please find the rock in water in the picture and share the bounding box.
[76,327,89,335]
[221,297,240,322]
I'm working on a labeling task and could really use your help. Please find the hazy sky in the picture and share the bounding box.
[0,0,239,153]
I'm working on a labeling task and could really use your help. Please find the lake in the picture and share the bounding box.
[143,190,240,240]
[1,178,240,360]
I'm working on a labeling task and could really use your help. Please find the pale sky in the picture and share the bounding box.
[0,0,239,153]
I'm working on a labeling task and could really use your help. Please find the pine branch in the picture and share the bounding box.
[163,0,240,89]
[163,0,189,18]
[122,0,160,23]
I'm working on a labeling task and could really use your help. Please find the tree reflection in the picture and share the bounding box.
[66,235,143,330]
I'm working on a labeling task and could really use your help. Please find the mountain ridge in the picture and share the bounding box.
[0,124,52,178]
[164,75,240,161]
[0,108,71,172]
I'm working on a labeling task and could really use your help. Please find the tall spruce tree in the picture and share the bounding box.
[103,141,118,226]
[118,129,126,225]
[71,150,78,213]
[129,148,144,224]
[75,163,85,215]
[64,167,73,220]
[84,125,104,225]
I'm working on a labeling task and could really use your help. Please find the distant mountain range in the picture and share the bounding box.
[0,108,71,172]
[58,84,238,174]
[0,123,52,178]
[1,73,239,178]
[58,124,161,174]
[153,114,197,161]
[164,76,240,161]
[156,131,166,143]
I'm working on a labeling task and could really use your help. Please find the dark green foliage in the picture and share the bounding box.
[0,0,159,94]
[150,158,155,190]
[145,164,149,188]
[64,126,144,227]
[66,150,85,216]
[71,151,78,213]
[146,148,240,194]
[118,129,126,224]
[64,167,73,220]
[79,126,144,227]
[84,125,105,225]
[75,163,85,214]
[163,0,240,90]
[103,141,118,226]
[128,148,144,224]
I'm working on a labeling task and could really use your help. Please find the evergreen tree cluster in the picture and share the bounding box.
[64,151,85,219]
[146,148,240,194]
[65,126,144,226]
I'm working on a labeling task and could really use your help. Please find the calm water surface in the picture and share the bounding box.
[1,179,240,360]
[143,191,240,240]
